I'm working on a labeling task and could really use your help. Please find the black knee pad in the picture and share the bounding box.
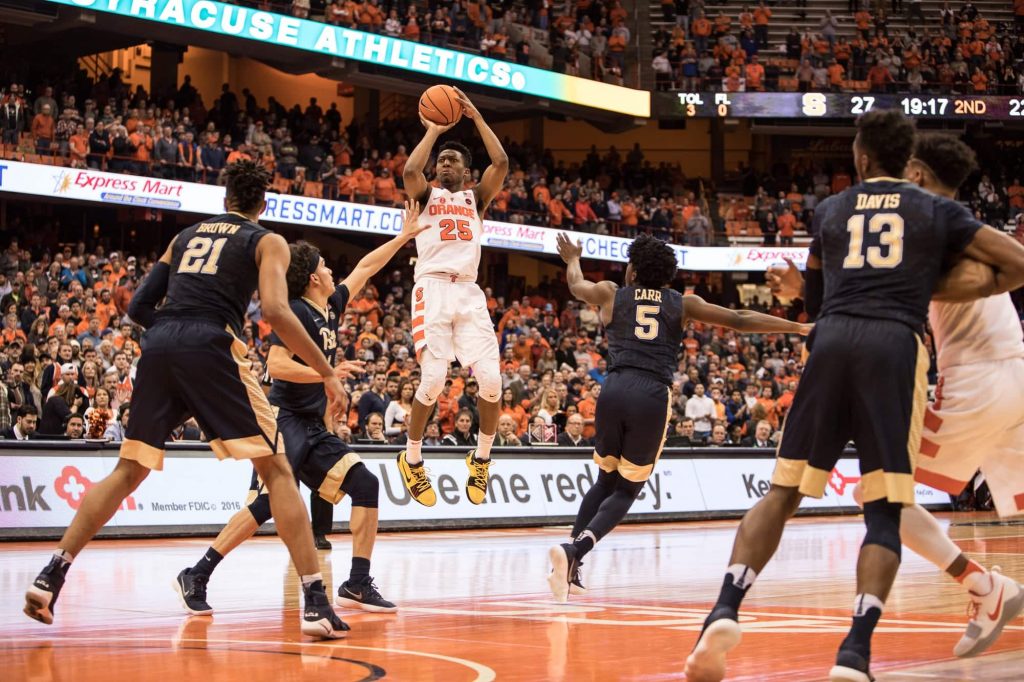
[341,463,379,508]
[862,499,902,559]
[247,493,272,526]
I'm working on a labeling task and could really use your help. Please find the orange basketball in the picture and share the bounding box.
[418,85,463,127]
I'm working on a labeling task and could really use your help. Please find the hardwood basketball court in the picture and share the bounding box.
[3,514,1022,680]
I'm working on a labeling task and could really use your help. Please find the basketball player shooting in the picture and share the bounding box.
[396,87,509,507]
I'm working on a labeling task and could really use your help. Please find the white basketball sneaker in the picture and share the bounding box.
[953,567,1024,658]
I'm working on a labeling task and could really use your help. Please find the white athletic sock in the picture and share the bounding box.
[405,439,423,465]
[53,549,74,566]
[475,432,495,460]
[726,563,758,589]
[900,503,962,570]
[853,593,885,616]
[300,572,323,589]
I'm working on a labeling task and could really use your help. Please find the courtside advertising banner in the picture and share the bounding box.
[0,161,808,271]
[0,449,942,536]
[42,0,650,117]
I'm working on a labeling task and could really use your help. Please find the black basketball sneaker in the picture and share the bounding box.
[302,580,350,639]
[335,576,398,613]
[24,555,70,625]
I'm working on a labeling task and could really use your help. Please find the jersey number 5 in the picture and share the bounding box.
[843,213,904,269]
[635,305,660,340]
[178,237,227,275]
[439,218,473,241]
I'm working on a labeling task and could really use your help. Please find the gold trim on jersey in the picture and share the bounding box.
[301,296,329,320]
[770,457,829,498]
[863,177,905,183]
[906,336,930,478]
[593,453,620,474]
[120,439,165,471]
[229,329,280,448]
[227,211,258,223]
[209,435,275,461]
[318,452,364,503]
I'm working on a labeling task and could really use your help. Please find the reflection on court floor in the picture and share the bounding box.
[2,516,1022,681]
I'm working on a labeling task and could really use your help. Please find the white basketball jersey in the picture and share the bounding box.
[414,186,483,282]
[929,294,1024,371]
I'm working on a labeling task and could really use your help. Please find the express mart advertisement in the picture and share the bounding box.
[0,450,942,537]
[0,161,808,271]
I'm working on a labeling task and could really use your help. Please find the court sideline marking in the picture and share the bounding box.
[11,635,497,681]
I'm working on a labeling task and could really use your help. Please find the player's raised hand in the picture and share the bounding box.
[451,87,481,120]
[334,359,366,380]
[419,113,458,135]
[556,232,583,264]
[766,257,804,299]
[400,200,430,240]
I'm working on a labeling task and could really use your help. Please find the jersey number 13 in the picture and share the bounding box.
[843,213,904,269]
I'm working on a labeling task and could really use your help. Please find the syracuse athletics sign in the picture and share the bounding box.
[46,0,650,117]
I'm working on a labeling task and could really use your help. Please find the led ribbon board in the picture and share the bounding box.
[46,0,650,117]
[0,160,808,271]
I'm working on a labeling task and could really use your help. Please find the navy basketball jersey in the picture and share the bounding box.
[160,213,270,335]
[811,179,982,330]
[268,284,349,416]
[606,285,684,385]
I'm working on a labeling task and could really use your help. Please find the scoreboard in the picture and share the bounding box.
[658,92,1024,120]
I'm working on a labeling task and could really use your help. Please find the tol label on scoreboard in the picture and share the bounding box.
[677,93,732,117]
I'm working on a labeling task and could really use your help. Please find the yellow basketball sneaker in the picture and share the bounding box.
[465,451,491,505]
[396,451,436,507]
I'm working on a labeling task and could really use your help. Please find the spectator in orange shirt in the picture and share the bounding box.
[868,61,893,92]
[744,56,765,91]
[854,9,871,39]
[373,168,398,206]
[548,192,574,228]
[69,124,89,168]
[971,68,988,93]
[352,159,375,203]
[620,196,638,231]
[692,11,712,53]
[832,169,852,195]
[1007,178,1024,217]
[607,31,627,70]
[753,1,771,48]
[714,12,731,37]
[31,103,55,154]
[785,185,803,214]
[575,384,599,440]
[337,168,355,202]
[350,287,381,327]
[776,208,797,246]
[225,143,252,165]
[391,144,408,180]
[827,59,845,91]
[403,14,420,40]
[609,0,627,24]
[94,289,118,329]
[739,6,753,31]
[532,178,551,209]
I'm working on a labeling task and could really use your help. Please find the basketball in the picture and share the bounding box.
[418,84,463,127]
